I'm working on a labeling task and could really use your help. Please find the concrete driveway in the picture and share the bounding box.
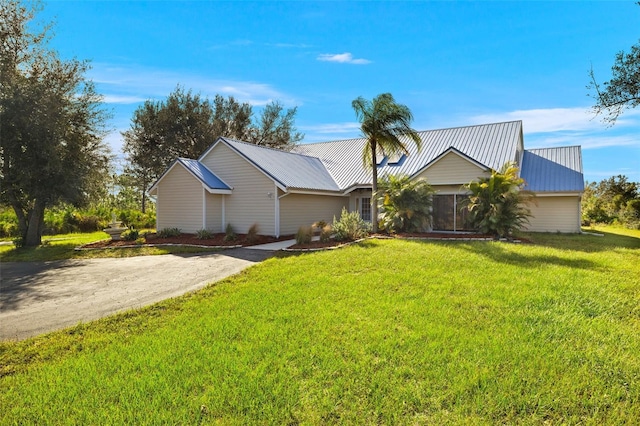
[0,248,274,341]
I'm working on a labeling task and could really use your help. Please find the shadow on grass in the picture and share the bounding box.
[523,230,640,253]
[452,241,599,270]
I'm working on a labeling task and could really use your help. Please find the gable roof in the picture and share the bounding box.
[148,157,232,195]
[521,146,584,193]
[202,138,341,192]
[293,120,523,190]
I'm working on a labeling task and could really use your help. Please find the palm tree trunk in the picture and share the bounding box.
[371,140,378,233]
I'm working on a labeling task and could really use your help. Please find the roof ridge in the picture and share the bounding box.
[298,121,522,146]
[527,145,582,150]
[222,137,324,161]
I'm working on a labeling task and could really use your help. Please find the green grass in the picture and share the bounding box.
[0,231,220,262]
[1,228,639,424]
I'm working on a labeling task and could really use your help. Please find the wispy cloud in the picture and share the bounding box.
[299,122,362,142]
[89,62,297,106]
[317,52,371,65]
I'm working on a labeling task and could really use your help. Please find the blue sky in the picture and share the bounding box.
[41,1,640,183]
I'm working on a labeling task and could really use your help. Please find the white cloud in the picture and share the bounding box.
[317,52,371,65]
[89,62,297,106]
[470,107,640,134]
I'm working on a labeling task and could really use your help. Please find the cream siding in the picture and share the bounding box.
[279,194,348,235]
[431,184,469,194]
[205,193,223,232]
[156,165,203,233]
[525,196,581,233]
[416,152,490,185]
[201,143,276,235]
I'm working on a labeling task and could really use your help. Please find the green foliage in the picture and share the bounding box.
[582,175,640,229]
[246,223,259,244]
[195,229,214,240]
[117,209,156,229]
[157,228,181,238]
[589,26,640,125]
[295,225,313,245]
[376,174,434,233]
[465,163,534,238]
[224,223,237,242]
[332,208,371,241]
[121,228,139,241]
[0,207,19,238]
[313,220,327,230]
[352,93,421,232]
[0,0,111,247]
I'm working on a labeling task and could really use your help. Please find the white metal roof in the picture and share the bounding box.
[294,121,524,190]
[218,138,342,192]
[521,146,584,193]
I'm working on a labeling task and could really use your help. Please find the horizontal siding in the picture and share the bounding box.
[431,184,469,194]
[279,194,348,235]
[417,152,490,185]
[525,196,581,233]
[201,143,276,235]
[205,193,223,233]
[157,165,203,233]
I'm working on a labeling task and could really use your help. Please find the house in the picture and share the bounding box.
[148,120,585,236]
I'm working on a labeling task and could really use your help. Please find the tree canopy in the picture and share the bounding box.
[582,175,640,228]
[122,86,303,211]
[0,0,111,246]
[589,3,640,125]
[352,93,421,232]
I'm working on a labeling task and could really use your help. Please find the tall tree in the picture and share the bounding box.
[122,87,302,211]
[352,93,421,232]
[0,0,111,247]
[589,3,640,125]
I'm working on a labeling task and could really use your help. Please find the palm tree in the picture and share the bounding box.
[352,93,421,232]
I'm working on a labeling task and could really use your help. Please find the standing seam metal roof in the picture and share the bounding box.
[177,158,231,191]
[521,147,584,192]
[293,121,524,190]
[219,138,341,192]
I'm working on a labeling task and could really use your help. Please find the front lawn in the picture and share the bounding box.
[1,228,639,423]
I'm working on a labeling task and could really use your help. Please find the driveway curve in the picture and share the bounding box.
[0,248,274,341]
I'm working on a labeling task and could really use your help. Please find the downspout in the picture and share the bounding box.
[202,187,207,230]
[221,195,226,232]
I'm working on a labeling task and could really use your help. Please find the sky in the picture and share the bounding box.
[39,0,640,183]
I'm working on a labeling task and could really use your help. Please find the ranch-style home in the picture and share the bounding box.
[148,120,585,236]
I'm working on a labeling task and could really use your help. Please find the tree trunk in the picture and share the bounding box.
[371,140,378,233]
[24,199,45,247]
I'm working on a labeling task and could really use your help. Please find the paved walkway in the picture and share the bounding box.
[0,248,274,341]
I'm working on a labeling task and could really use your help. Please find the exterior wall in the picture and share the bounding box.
[349,189,373,219]
[201,143,276,235]
[279,193,348,235]
[205,193,223,233]
[416,152,490,185]
[525,195,581,233]
[156,165,203,233]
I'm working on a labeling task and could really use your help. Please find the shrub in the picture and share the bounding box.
[319,225,332,242]
[77,215,105,233]
[121,228,140,241]
[196,229,214,240]
[157,228,181,238]
[332,208,371,242]
[134,237,146,245]
[224,223,237,242]
[376,174,434,233]
[295,225,313,244]
[246,223,259,244]
[464,162,534,238]
[313,220,327,231]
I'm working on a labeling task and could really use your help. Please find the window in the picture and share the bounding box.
[360,197,371,221]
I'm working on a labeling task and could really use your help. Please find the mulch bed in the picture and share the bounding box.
[81,233,293,249]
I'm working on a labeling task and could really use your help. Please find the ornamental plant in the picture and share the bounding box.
[376,174,434,233]
[464,162,534,238]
